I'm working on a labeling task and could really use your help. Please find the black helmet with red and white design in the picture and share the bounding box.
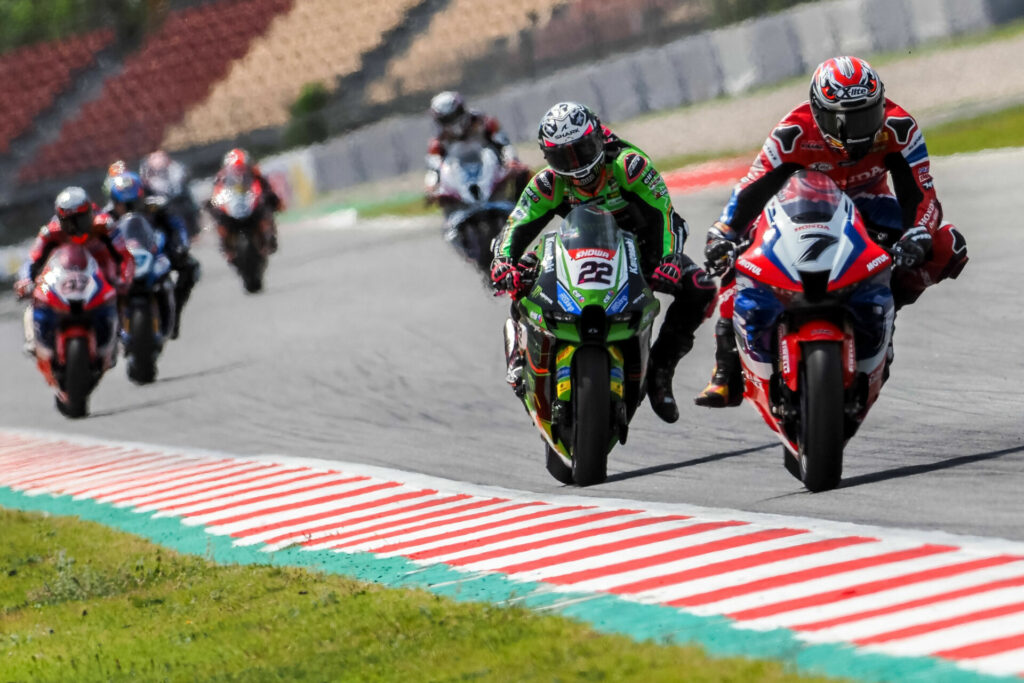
[430,91,471,137]
[537,102,605,186]
[809,56,885,160]
[54,186,94,239]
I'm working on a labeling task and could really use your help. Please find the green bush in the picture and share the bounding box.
[0,0,155,53]
[283,81,331,148]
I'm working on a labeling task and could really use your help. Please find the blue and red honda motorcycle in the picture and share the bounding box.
[29,243,119,417]
[731,170,894,492]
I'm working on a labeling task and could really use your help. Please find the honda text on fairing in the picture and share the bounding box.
[120,213,175,384]
[730,170,894,491]
[27,244,120,418]
[508,205,660,486]
[433,141,519,274]
[208,177,271,293]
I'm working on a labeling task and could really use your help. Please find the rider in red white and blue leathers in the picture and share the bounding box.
[695,56,969,407]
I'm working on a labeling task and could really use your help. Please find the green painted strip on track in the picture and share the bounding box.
[0,485,1016,683]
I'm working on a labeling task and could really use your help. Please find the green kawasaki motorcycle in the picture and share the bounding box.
[507,205,660,486]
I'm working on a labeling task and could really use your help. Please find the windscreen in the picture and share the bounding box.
[446,141,484,167]
[119,214,158,252]
[557,204,620,251]
[774,170,845,224]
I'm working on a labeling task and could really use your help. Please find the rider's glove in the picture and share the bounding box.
[891,225,932,268]
[651,254,684,293]
[13,278,33,300]
[704,221,738,276]
[704,238,736,276]
[490,257,523,295]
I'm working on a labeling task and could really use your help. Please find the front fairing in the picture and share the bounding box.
[519,227,658,344]
[33,252,116,314]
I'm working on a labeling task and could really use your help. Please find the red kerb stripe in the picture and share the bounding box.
[368,505,589,555]
[324,500,534,550]
[496,520,747,576]
[795,569,1024,632]
[201,479,394,527]
[406,508,639,561]
[261,493,468,546]
[609,535,876,595]
[179,475,368,518]
[545,526,804,586]
[856,599,1024,646]
[670,545,957,608]
[231,489,437,538]
[446,514,680,567]
[151,470,331,512]
[726,553,1015,621]
[307,497,506,549]
[934,632,1024,660]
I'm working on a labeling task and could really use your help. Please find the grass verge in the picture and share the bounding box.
[0,507,841,682]
[922,104,1024,156]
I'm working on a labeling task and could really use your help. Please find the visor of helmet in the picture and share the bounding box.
[62,210,93,237]
[436,107,465,126]
[815,100,885,146]
[543,131,604,179]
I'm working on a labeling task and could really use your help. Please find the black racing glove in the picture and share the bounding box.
[651,254,684,293]
[703,221,737,276]
[891,225,932,268]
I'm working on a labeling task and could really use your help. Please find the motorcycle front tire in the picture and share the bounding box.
[60,337,92,418]
[126,303,158,384]
[798,341,845,492]
[571,346,611,486]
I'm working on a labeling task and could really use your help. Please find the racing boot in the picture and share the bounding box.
[171,256,199,339]
[647,359,679,423]
[694,318,743,408]
[21,306,35,358]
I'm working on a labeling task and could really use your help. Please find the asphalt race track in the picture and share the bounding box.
[2,149,1022,543]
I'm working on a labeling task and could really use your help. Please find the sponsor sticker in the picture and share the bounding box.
[738,257,762,275]
[624,153,647,183]
[866,254,888,272]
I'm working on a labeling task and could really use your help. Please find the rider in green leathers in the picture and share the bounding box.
[490,102,716,423]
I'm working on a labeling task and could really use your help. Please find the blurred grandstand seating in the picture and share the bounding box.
[529,0,706,62]
[364,0,567,105]
[161,0,417,149]
[17,0,292,185]
[162,0,420,150]
[0,29,114,155]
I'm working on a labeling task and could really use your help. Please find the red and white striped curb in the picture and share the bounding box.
[1,430,1022,679]
[663,157,750,193]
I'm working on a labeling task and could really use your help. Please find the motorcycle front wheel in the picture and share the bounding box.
[60,337,92,418]
[571,346,611,486]
[126,302,157,384]
[798,341,844,492]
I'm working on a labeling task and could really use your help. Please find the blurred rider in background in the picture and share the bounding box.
[212,148,282,258]
[106,171,200,339]
[491,102,716,424]
[425,90,530,200]
[140,149,201,238]
[14,187,134,355]
[694,56,969,408]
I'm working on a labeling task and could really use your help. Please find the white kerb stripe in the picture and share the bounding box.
[756,561,1024,636]
[371,507,607,559]
[503,522,763,584]
[564,532,869,596]
[687,552,973,619]
[861,613,1024,658]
